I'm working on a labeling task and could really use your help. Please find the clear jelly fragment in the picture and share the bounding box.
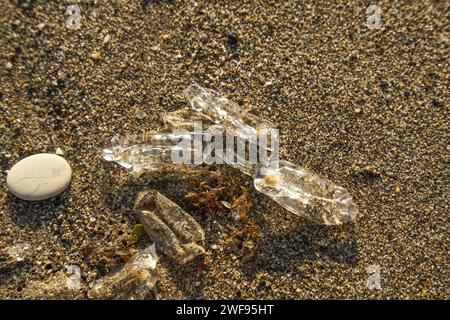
[184,83,276,142]
[253,160,358,225]
[134,190,205,264]
[162,107,216,131]
[103,131,205,175]
[88,244,159,300]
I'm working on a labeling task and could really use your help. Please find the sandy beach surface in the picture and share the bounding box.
[0,0,448,299]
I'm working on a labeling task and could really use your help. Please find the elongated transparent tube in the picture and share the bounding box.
[103,131,215,175]
[103,129,266,178]
[254,161,358,225]
[184,83,277,147]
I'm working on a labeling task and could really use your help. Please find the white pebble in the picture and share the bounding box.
[55,147,64,155]
[6,153,72,201]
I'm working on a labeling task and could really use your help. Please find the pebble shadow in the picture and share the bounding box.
[6,187,71,230]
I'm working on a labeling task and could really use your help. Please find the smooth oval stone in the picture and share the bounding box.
[7,153,72,201]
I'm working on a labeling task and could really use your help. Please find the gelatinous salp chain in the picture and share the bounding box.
[102,85,358,225]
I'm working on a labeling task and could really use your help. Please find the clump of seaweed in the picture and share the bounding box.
[183,165,261,264]
[80,222,148,270]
